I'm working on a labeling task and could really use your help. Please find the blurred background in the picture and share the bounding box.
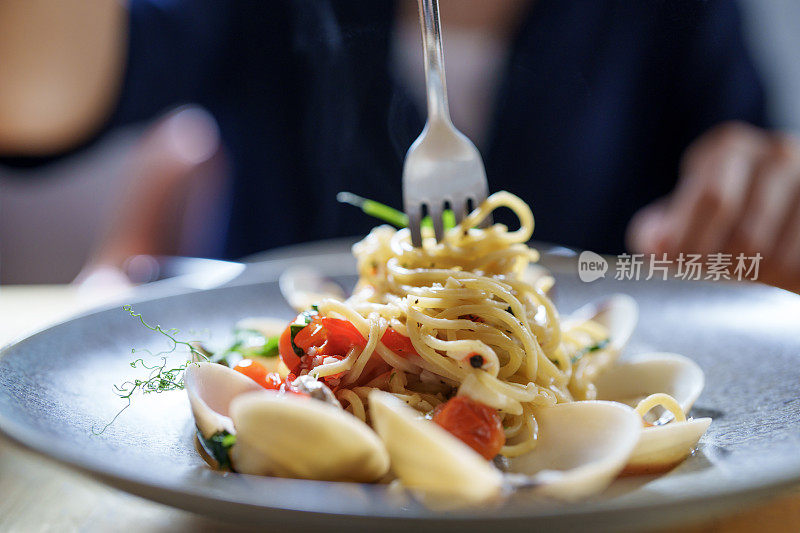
[1,0,799,286]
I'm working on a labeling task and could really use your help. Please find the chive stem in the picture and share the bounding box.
[337,192,458,231]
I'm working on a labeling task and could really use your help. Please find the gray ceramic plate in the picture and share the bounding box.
[1,249,800,532]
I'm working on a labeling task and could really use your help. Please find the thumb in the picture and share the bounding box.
[626,199,669,253]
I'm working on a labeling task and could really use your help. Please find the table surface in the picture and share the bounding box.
[0,284,798,532]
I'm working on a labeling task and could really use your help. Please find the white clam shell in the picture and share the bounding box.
[508,401,642,500]
[625,418,712,473]
[595,352,705,416]
[230,390,390,482]
[595,353,710,472]
[279,266,345,312]
[368,390,503,503]
[184,362,262,438]
[566,293,638,355]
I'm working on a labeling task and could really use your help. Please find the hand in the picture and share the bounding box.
[74,106,222,286]
[627,121,800,292]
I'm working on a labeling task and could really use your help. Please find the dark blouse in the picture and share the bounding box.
[5,0,767,258]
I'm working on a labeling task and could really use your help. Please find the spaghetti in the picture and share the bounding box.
[286,191,635,458]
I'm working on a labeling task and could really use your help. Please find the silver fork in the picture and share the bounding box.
[402,0,491,247]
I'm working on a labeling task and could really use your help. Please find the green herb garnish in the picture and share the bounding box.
[92,305,209,435]
[212,329,280,367]
[570,338,610,364]
[337,192,456,230]
[290,309,318,356]
[198,430,237,470]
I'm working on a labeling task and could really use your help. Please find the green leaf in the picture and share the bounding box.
[290,310,317,356]
[570,338,610,364]
[199,430,237,470]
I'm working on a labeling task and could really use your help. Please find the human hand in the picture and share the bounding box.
[628,121,800,292]
[74,106,222,287]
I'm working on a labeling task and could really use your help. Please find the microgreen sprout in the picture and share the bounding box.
[92,305,209,434]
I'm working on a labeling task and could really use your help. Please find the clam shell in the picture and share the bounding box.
[565,293,638,355]
[595,352,705,416]
[624,418,712,473]
[508,401,642,500]
[368,390,503,503]
[595,353,710,472]
[230,390,390,482]
[184,362,262,438]
[279,266,345,312]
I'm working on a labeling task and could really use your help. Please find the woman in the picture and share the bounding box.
[1,0,798,290]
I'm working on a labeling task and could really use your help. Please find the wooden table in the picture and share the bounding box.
[0,285,798,532]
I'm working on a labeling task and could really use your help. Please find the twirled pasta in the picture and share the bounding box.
[303,192,621,457]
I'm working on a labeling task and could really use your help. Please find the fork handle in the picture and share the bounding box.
[417,0,451,125]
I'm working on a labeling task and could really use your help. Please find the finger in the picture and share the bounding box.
[772,186,800,279]
[626,199,668,253]
[663,124,765,254]
[86,106,221,268]
[726,137,800,257]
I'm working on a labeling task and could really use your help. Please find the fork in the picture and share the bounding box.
[402,0,491,247]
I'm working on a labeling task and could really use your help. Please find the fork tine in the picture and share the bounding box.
[429,202,445,242]
[472,192,493,228]
[407,204,423,248]
[452,197,469,226]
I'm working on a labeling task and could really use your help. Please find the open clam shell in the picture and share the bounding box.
[565,293,638,355]
[623,417,712,474]
[368,390,504,503]
[229,390,390,482]
[279,265,345,312]
[595,352,710,472]
[184,362,262,438]
[595,352,705,415]
[508,401,642,500]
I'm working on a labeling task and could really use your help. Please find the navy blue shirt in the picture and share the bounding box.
[6,0,767,258]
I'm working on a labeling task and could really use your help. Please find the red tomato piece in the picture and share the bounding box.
[432,396,505,460]
[293,318,326,351]
[233,359,283,390]
[278,324,300,374]
[293,317,367,356]
[380,328,417,357]
[319,317,366,354]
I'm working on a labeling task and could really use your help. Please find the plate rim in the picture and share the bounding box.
[1,252,800,527]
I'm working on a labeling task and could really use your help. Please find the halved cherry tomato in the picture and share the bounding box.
[285,316,417,387]
[294,317,367,356]
[381,327,417,357]
[279,324,301,374]
[320,318,367,350]
[433,396,505,460]
[233,359,283,390]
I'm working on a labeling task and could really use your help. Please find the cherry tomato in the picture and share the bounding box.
[287,316,413,387]
[380,328,417,357]
[321,317,366,347]
[279,324,300,373]
[233,359,283,390]
[293,318,324,351]
[294,317,367,356]
[356,354,391,385]
[433,396,505,460]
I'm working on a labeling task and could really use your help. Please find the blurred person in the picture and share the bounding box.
[0,1,799,292]
[75,106,225,286]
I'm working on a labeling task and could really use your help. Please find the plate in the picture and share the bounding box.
[1,248,799,532]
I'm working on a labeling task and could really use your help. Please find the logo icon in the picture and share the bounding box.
[578,251,608,282]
